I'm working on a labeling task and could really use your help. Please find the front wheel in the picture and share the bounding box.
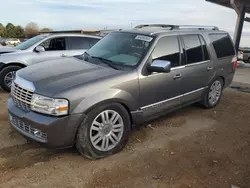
[201,78,224,108]
[76,103,131,160]
[0,66,22,92]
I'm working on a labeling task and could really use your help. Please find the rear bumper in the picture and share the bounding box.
[8,96,85,148]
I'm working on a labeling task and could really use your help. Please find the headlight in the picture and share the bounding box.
[31,94,69,116]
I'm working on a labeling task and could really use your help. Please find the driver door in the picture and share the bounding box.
[139,35,183,117]
[30,37,69,64]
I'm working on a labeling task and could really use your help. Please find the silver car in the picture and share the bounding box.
[0,33,101,91]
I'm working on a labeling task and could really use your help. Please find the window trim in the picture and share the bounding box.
[208,33,236,60]
[198,35,211,61]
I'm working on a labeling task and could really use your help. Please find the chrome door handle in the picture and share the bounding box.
[61,54,68,57]
[173,74,182,80]
[207,66,214,71]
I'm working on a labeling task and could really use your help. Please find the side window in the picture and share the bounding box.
[199,35,210,61]
[182,35,203,64]
[68,37,90,50]
[209,33,235,58]
[88,38,100,48]
[40,37,66,51]
[151,36,180,67]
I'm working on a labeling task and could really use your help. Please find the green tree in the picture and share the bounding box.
[14,25,25,38]
[5,23,16,38]
[0,23,5,37]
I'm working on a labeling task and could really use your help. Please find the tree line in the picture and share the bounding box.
[0,22,53,39]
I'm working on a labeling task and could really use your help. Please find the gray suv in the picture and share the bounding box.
[8,24,237,159]
[0,33,101,92]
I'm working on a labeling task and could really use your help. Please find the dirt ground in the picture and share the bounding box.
[1,69,250,188]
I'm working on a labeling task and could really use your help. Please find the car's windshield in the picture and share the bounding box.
[15,35,48,50]
[86,32,154,67]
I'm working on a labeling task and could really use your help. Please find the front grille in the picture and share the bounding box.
[11,82,33,111]
[10,114,47,141]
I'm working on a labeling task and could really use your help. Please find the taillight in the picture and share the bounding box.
[233,60,238,69]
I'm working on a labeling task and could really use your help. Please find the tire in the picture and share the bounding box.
[201,77,224,108]
[0,66,22,92]
[76,103,131,160]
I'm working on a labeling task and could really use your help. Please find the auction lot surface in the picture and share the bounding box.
[1,69,250,188]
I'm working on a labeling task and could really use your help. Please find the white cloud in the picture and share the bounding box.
[1,0,250,46]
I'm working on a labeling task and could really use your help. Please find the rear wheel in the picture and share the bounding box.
[76,103,131,160]
[201,77,223,108]
[0,66,22,92]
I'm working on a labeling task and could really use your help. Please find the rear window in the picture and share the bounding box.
[209,33,235,58]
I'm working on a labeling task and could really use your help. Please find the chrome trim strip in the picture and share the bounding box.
[141,95,181,110]
[14,75,35,92]
[171,65,186,71]
[140,87,207,110]
[185,60,210,67]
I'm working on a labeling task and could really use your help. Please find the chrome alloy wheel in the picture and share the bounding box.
[208,80,222,105]
[90,110,124,152]
[4,71,16,88]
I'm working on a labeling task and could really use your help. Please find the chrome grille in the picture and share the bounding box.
[11,82,33,111]
[10,114,47,141]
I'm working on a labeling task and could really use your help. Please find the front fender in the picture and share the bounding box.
[72,88,139,114]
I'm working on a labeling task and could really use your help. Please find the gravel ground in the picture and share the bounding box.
[0,71,250,187]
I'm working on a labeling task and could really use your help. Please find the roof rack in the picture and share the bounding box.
[134,24,219,31]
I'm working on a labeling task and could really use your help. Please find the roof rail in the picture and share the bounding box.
[134,24,219,31]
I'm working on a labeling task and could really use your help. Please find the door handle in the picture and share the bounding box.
[207,66,214,71]
[61,54,68,57]
[173,74,182,80]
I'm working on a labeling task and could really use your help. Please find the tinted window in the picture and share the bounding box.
[68,37,90,50]
[182,35,203,64]
[40,37,66,51]
[199,35,210,61]
[209,33,235,58]
[152,36,180,67]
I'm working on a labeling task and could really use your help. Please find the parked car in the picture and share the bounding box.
[6,38,21,46]
[8,24,237,159]
[0,33,101,91]
[238,47,250,63]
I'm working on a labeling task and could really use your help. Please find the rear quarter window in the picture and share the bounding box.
[209,33,235,59]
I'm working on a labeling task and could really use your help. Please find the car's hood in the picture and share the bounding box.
[0,46,18,54]
[16,57,120,96]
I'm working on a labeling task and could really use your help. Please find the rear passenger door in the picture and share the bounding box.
[180,34,215,104]
[67,37,100,56]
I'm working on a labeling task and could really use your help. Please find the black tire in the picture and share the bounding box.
[0,66,22,92]
[76,103,131,160]
[201,77,224,109]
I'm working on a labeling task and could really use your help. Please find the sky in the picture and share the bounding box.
[1,0,250,46]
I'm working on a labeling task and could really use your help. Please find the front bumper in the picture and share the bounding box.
[8,96,85,148]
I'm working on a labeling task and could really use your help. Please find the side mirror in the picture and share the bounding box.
[34,46,45,53]
[148,60,171,73]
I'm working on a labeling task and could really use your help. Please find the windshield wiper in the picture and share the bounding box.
[91,56,119,70]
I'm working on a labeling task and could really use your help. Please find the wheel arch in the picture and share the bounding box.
[83,99,133,126]
[0,62,26,72]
